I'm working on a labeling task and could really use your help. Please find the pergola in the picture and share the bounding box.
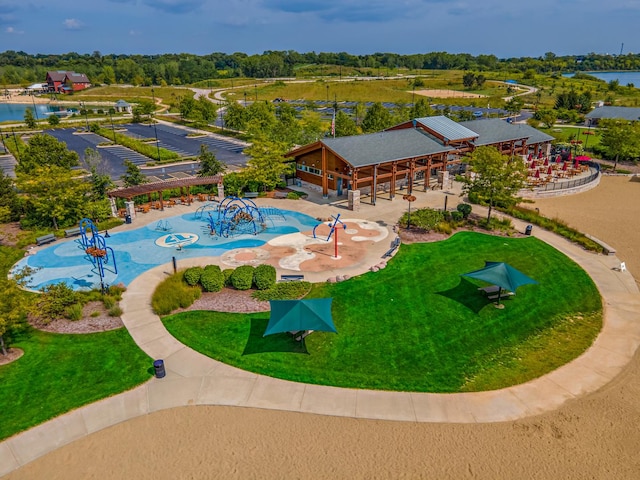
[107,175,223,211]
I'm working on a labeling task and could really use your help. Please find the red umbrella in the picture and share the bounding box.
[534,169,540,178]
[562,162,568,171]
[574,159,579,169]
[576,155,590,162]
[527,153,533,161]
[543,158,549,166]
[547,166,553,175]
[529,161,536,169]
[537,151,543,159]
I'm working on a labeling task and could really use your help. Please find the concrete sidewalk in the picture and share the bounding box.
[2,189,639,477]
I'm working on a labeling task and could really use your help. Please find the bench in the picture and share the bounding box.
[274,191,289,199]
[243,192,259,199]
[383,237,401,258]
[280,274,305,282]
[295,330,314,342]
[488,291,515,301]
[64,227,82,238]
[585,234,616,255]
[36,233,56,246]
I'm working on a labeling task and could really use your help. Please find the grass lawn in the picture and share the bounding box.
[0,328,152,441]
[163,232,602,393]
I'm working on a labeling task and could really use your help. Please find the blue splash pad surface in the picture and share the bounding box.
[15,209,318,291]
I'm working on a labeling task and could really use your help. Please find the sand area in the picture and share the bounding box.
[414,89,486,99]
[4,176,640,479]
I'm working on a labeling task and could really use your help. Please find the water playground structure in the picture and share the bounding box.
[313,214,347,259]
[78,218,118,292]
[202,196,286,238]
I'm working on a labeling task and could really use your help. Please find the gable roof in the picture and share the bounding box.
[320,129,454,168]
[459,118,554,145]
[65,72,90,84]
[414,115,479,142]
[46,71,68,82]
[585,106,640,121]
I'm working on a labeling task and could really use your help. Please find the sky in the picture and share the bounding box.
[0,0,637,59]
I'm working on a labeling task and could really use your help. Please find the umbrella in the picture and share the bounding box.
[543,158,549,166]
[547,166,553,175]
[264,299,337,337]
[461,261,538,305]
[527,153,533,161]
[576,155,591,162]
[534,169,540,178]
[529,161,536,169]
[537,151,543,159]
[562,162,568,171]
[574,159,580,169]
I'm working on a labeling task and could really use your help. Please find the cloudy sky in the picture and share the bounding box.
[0,0,637,58]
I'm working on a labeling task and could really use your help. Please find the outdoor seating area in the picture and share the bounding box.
[524,152,593,188]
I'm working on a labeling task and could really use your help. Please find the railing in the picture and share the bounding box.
[533,162,600,193]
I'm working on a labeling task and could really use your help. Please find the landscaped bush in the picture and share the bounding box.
[102,295,116,309]
[457,203,472,219]
[230,265,254,290]
[450,211,464,222]
[252,281,312,301]
[201,265,224,292]
[63,303,83,321]
[401,207,445,231]
[222,269,234,286]
[253,264,276,290]
[37,283,78,322]
[184,266,204,286]
[152,271,201,315]
[108,305,123,317]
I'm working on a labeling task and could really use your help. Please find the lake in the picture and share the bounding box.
[564,71,640,86]
[0,103,69,123]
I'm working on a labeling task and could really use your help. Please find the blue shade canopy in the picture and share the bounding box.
[461,261,538,292]
[264,299,337,337]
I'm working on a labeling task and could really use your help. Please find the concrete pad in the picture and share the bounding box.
[412,393,476,423]
[544,360,610,397]
[80,386,149,434]
[243,377,306,411]
[355,390,416,421]
[163,347,219,377]
[0,442,20,477]
[147,376,203,412]
[196,375,257,406]
[299,384,358,417]
[8,410,88,465]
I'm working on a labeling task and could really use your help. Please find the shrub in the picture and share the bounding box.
[102,295,116,309]
[222,269,234,286]
[107,283,126,300]
[230,265,254,290]
[434,222,453,234]
[254,264,276,290]
[457,203,472,219]
[252,281,312,301]
[63,303,83,321]
[152,272,201,315]
[201,265,224,292]
[108,305,123,317]
[37,283,78,321]
[402,208,445,231]
[450,211,464,222]
[90,311,101,318]
[184,266,204,286]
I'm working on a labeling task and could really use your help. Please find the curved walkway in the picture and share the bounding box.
[1,200,639,476]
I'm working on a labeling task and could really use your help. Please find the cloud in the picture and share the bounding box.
[5,26,24,34]
[63,18,83,30]
[142,0,205,14]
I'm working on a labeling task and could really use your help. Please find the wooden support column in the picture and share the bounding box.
[321,146,328,198]
[409,160,415,194]
[352,169,359,191]
[371,165,378,205]
[158,190,164,210]
[390,162,397,199]
[425,158,432,191]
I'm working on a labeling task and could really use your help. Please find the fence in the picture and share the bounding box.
[534,162,600,193]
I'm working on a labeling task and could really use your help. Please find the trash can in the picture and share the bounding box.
[525,225,533,236]
[153,359,166,378]
[125,214,132,224]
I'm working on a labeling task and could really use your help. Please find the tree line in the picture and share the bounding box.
[3,49,640,86]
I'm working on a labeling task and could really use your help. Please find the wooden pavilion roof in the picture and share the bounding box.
[107,175,223,199]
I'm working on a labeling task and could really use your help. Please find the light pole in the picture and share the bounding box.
[326,84,329,103]
[243,91,247,107]
[150,88,161,162]
[108,110,116,143]
[254,84,258,101]
[80,101,89,130]
[403,194,416,229]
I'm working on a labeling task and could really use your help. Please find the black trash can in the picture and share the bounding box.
[153,359,166,378]
[525,225,533,236]
[125,214,132,224]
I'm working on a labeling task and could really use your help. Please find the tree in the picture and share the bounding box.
[410,98,433,119]
[536,108,558,128]
[197,145,226,177]
[0,279,28,356]
[120,160,147,187]
[504,97,524,122]
[0,171,20,222]
[463,72,476,88]
[334,110,358,137]
[461,146,528,223]
[599,119,640,171]
[224,101,249,130]
[84,148,114,199]
[243,136,291,191]
[24,108,37,129]
[16,165,92,229]
[47,114,60,126]
[16,134,79,175]
[361,102,393,133]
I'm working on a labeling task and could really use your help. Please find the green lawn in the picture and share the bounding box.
[163,232,602,393]
[0,328,152,441]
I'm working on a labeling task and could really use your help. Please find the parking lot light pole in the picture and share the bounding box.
[151,88,161,162]
[108,110,116,143]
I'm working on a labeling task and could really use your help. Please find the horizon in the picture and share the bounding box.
[0,1,636,59]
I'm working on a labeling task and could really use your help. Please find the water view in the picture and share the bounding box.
[0,103,69,123]
[564,71,640,86]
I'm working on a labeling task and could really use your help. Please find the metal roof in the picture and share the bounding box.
[415,115,479,142]
[321,129,453,168]
[585,106,640,121]
[459,119,554,145]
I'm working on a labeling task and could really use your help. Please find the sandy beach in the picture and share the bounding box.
[4,175,640,479]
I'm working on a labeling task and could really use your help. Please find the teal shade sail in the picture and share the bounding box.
[461,261,538,292]
[264,299,337,336]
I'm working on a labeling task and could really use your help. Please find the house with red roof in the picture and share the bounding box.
[46,71,91,93]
